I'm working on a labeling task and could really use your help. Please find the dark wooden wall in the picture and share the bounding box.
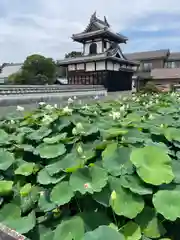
[68,70,133,92]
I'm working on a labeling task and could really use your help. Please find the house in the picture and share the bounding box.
[125,50,180,91]
[58,12,138,91]
[0,63,23,84]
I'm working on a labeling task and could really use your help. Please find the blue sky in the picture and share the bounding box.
[0,0,180,64]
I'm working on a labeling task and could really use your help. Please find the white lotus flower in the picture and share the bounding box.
[54,104,58,108]
[39,102,46,106]
[10,120,15,124]
[73,96,77,100]
[94,95,99,100]
[76,122,84,130]
[63,106,73,114]
[68,98,74,104]
[111,190,117,201]
[109,111,121,120]
[120,105,125,112]
[42,115,53,125]
[45,104,54,110]
[16,105,24,111]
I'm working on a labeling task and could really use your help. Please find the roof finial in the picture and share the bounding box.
[90,11,97,22]
[104,16,110,27]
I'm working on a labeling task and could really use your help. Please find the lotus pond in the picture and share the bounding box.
[0,92,180,240]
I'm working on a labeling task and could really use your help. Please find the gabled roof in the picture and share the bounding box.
[72,12,128,43]
[151,68,180,79]
[125,49,170,61]
[0,63,22,79]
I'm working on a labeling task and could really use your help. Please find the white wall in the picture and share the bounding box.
[68,64,75,71]
[84,40,103,55]
[114,63,120,71]
[77,63,85,70]
[86,62,95,71]
[107,61,113,70]
[96,61,106,71]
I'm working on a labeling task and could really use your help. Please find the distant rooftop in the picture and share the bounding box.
[125,49,170,61]
[0,63,22,79]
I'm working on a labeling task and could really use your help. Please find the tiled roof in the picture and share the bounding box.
[125,49,169,61]
[72,12,127,43]
[0,63,22,79]
[151,68,180,79]
[58,45,137,66]
[168,52,180,61]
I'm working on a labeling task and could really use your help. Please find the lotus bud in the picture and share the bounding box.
[111,190,117,201]
[160,124,164,128]
[84,183,90,189]
[120,105,125,111]
[72,128,77,135]
[73,96,77,100]
[63,106,73,114]
[77,145,83,154]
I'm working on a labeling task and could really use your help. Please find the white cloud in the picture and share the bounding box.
[0,0,180,63]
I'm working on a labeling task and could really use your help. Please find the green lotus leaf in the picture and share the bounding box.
[16,144,35,152]
[153,190,180,221]
[5,211,36,234]
[0,180,13,196]
[121,221,141,240]
[27,127,52,141]
[40,231,54,240]
[38,191,56,212]
[109,177,144,218]
[79,211,111,231]
[46,144,93,175]
[130,146,174,185]
[50,181,74,206]
[83,226,125,240]
[54,216,84,240]
[120,175,153,195]
[0,203,21,222]
[20,186,40,214]
[164,127,180,142]
[171,160,180,183]
[43,133,68,144]
[35,143,66,159]
[0,149,15,170]
[15,162,36,176]
[102,143,132,176]
[135,207,166,238]
[93,184,111,207]
[0,129,9,144]
[69,164,108,194]
[37,169,66,185]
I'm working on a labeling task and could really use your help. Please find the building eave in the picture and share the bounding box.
[72,29,127,43]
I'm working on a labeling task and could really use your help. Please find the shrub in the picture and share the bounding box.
[142,81,160,93]
[0,93,180,239]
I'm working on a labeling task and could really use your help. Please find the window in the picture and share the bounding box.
[103,41,107,49]
[141,62,152,72]
[165,61,180,68]
[89,43,97,55]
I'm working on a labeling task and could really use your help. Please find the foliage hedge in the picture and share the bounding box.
[0,93,180,239]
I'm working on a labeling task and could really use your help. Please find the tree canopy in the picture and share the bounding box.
[8,54,56,85]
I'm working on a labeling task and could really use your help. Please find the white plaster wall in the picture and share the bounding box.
[77,63,84,70]
[96,61,106,71]
[84,40,103,55]
[107,61,113,70]
[114,63,120,71]
[86,62,95,71]
[68,64,75,71]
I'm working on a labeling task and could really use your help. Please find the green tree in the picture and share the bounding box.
[8,54,56,85]
[65,51,82,58]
